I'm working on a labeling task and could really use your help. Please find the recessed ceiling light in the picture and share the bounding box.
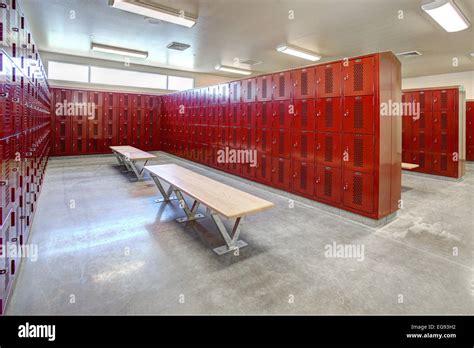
[396,51,423,57]
[109,0,196,28]
[276,45,321,61]
[215,65,252,75]
[471,52,474,57]
[422,0,470,32]
[91,43,148,59]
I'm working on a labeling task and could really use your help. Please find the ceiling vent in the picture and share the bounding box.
[240,59,262,66]
[167,42,191,51]
[396,51,422,58]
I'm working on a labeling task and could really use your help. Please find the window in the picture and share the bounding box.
[48,61,89,83]
[90,66,167,89]
[168,76,194,91]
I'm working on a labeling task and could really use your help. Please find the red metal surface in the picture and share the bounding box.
[316,62,342,98]
[292,67,315,100]
[315,165,341,204]
[343,56,375,96]
[343,170,374,213]
[316,97,342,132]
[291,160,314,195]
[272,71,291,101]
[293,98,315,130]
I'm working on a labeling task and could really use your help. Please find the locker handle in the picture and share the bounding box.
[293,142,298,147]
[316,144,321,150]
[292,172,297,178]
[343,74,349,81]
[344,111,349,117]
[316,111,321,117]
[343,183,349,191]
[271,168,276,173]
[272,139,277,144]
[315,177,321,184]
[0,270,6,275]
[316,78,321,84]
[256,138,260,142]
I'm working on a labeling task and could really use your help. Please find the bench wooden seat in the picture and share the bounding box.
[110,146,157,180]
[402,162,420,170]
[145,164,274,255]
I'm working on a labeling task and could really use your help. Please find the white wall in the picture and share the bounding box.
[402,70,474,100]
[41,51,232,94]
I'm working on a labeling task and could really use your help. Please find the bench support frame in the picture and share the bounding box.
[151,175,178,203]
[173,189,205,222]
[211,214,248,255]
[112,150,149,180]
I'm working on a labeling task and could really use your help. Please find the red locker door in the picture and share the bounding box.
[240,127,255,149]
[316,132,342,168]
[255,128,272,154]
[241,78,257,103]
[343,56,375,97]
[413,91,433,112]
[342,95,374,134]
[218,83,229,104]
[433,110,455,135]
[241,103,256,128]
[118,109,131,145]
[316,62,342,98]
[410,151,432,174]
[292,67,315,99]
[256,75,272,102]
[417,130,432,152]
[315,165,342,204]
[71,116,87,154]
[199,87,208,106]
[418,111,432,132]
[433,89,456,111]
[271,157,291,190]
[432,131,455,154]
[316,97,342,132]
[218,126,228,147]
[228,126,240,148]
[72,90,87,104]
[272,71,291,101]
[272,101,291,129]
[88,91,103,108]
[432,153,456,177]
[208,85,219,105]
[291,130,315,162]
[293,99,315,130]
[291,160,314,196]
[119,93,132,108]
[208,126,218,146]
[102,108,117,150]
[229,103,241,127]
[218,105,228,127]
[256,102,272,129]
[271,129,291,159]
[88,107,103,153]
[342,134,374,173]
[207,105,218,126]
[53,117,72,155]
[229,81,241,104]
[256,152,272,184]
[343,170,374,214]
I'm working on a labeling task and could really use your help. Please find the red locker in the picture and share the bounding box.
[316,97,342,132]
[316,62,342,98]
[342,95,374,134]
[410,151,432,173]
[88,91,103,107]
[342,134,374,173]
[229,81,241,104]
[117,109,131,145]
[432,110,455,135]
[432,153,457,176]
[291,160,314,195]
[88,107,103,153]
[240,127,255,149]
[218,84,229,104]
[241,78,257,103]
[72,90,87,104]
[343,170,374,213]
[71,116,87,154]
[255,102,272,129]
[255,128,272,154]
[412,130,432,152]
[433,89,456,111]
[316,132,342,168]
[199,87,208,106]
[293,99,315,130]
[256,75,272,102]
[241,103,256,128]
[207,105,219,126]
[228,126,240,148]
[315,165,342,204]
[218,126,228,147]
[228,103,241,127]
[413,90,433,112]
[208,85,219,105]
[432,131,455,154]
[227,152,242,176]
[292,67,315,100]
[271,129,291,159]
[218,105,228,127]
[271,157,291,190]
[208,126,219,146]
[343,56,375,96]
[272,71,291,101]
[272,100,292,129]
[291,130,315,162]
[241,161,257,179]
[418,111,432,132]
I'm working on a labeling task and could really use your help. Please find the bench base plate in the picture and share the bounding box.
[155,196,178,203]
[176,213,206,223]
[213,240,248,255]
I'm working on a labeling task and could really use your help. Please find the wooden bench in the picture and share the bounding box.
[145,164,274,255]
[110,146,157,180]
[402,162,420,170]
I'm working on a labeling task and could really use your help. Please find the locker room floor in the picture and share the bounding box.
[6,153,473,314]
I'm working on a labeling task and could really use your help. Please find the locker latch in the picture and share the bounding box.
[0,270,6,275]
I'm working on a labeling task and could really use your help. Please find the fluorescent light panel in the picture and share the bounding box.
[422,0,470,32]
[91,43,148,59]
[109,0,196,28]
[215,65,252,75]
[276,45,321,61]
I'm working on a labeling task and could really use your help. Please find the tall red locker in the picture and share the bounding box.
[271,129,291,159]
[315,165,342,204]
[293,99,315,130]
[433,89,455,111]
[255,128,271,154]
[316,132,342,168]
[241,78,257,103]
[342,95,375,134]
[272,100,292,129]
[272,71,291,101]
[256,102,272,128]
[342,134,374,173]
[292,67,315,100]
[256,75,272,102]
[467,101,474,161]
[228,103,241,127]
[343,170,374,214]
[229,81,241,104]
[291,160,314,196]
[316,97,342,132]
[342,56,375,96]
[218,83,229,105]
[240,127,255,149]
[241,103,256,128]
[316,62,342,98]
[291,130,315,162]
[255,152,271,184]
[71,115,87,154]
[117,108,131,145]
[271,157,290,190]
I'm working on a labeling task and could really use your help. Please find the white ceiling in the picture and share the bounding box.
[22,0,474,78]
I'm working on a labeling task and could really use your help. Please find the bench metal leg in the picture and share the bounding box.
[128,160,149,180]
[152,175,178,203]
[211,214,248,255]
[174,190,205,223]
[113,151,124,166]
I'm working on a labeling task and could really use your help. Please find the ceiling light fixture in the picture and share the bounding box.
[422,0,470,32]
[109,0,196,28]
[91,43,148,59]
[276,45,321,61]
[214,65,252,75]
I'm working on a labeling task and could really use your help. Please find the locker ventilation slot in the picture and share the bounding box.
[419,153,425,168]
[441,112,448,129]
[247,81,252,100]
[262,104,267,124]
[354,99,363,129]
[300,166,307,190]
[232,106,238,124]
[352,176,363,205]
[354,138,364,168]
[325,102,333,128]
[301,103,308,126]
[279,104,285,126]
[301,72,308,96]
[441,155,447,171]
[420,133,425,148]
[325,68,333,94]
[94,124,98,136]
[354,63,364,91]
[278,161,284,183]
[78,125,83,137]
[60,123,65,136]
[441,92,447,109]
[420,113,425,129]
[301,135,307,158]
[247,105,252,123]
[262,80,267,99]
[324,171,332,197]
[441,133,447,150]
[61,91,66,101]
[420,94,425,110]
[279,75,285,97]
[279,132,284,155]
[262,131,267,151]
[109,95,113,106]
[233,84,238,101]
[324,136,333,162]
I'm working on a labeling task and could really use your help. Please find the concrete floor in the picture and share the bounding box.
[6,153,474,314]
